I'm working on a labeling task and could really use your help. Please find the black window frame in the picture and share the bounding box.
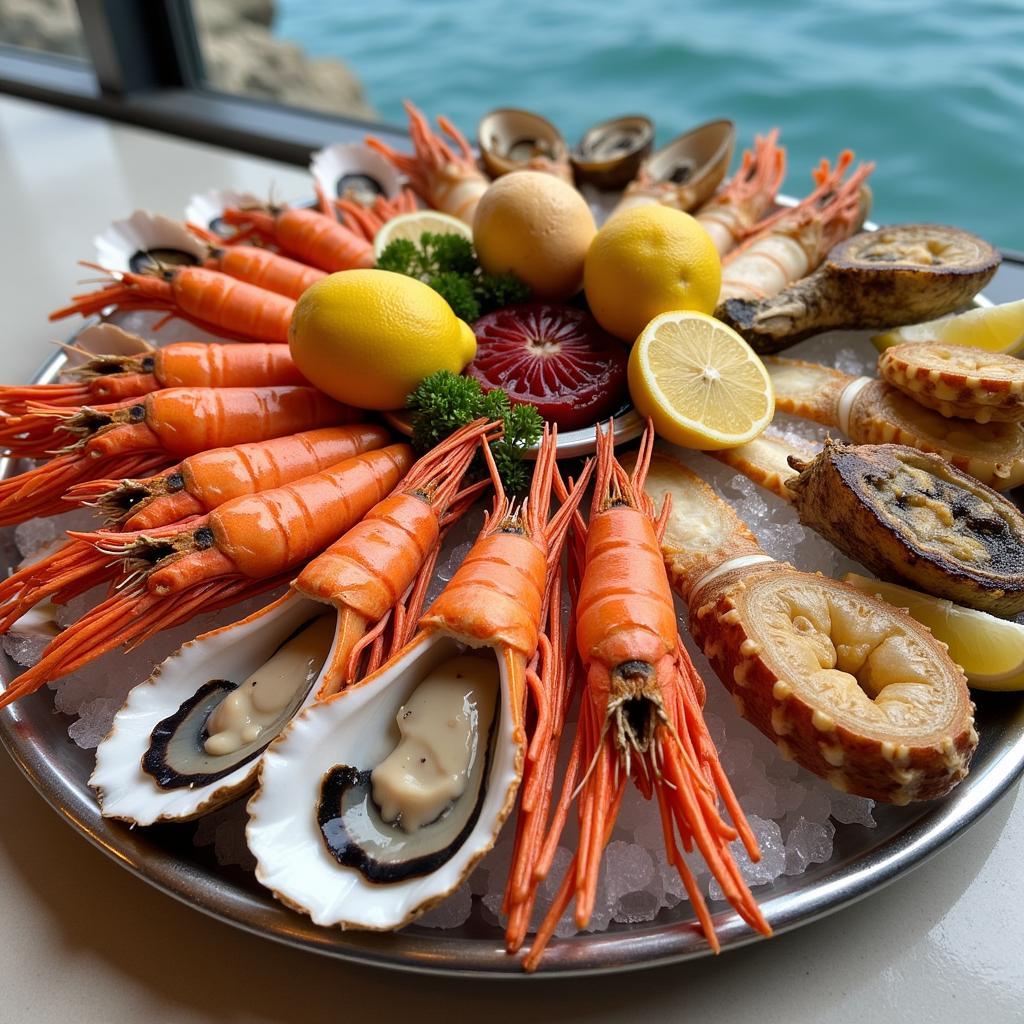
[0,0,407,165]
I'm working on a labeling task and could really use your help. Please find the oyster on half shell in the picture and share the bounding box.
[95,210,207,275]
[309,142,404,206]
[90,592,344,825]
[247,630,523,929]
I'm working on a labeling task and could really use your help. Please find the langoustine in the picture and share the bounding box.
[695,130,786,257]
[641,449,977,804]
[765,354,1024,490]
[0,331,307,454]
[89,420,495,824]
[520,424,771,970]
[366,101,491,225]
[0,424,391,633]
[0,385,351,526]
[717,151,874,305]
[51,264,297,344]
[0,443,414,708]
[246,428,591,931]
[711,434,1024,617]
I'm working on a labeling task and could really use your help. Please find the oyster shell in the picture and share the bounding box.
[309,142,403,206]
[94,210,207,274]
[247,631,523,929]
[721,224,1001,354]
[571,115,654,190]
[477,108,571,181]
[184,189,265,237]
[90,593,340,824]
[614,118,735,215]
[879,342,1024,423]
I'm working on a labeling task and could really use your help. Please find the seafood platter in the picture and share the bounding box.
[2,101,1024,976]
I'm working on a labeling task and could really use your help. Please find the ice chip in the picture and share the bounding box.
[67,696,121,748]
[604,840,655,904]
[783,816,835,875]
[830,791,877,827]
[416,882,473,930]
[2,631,49,666]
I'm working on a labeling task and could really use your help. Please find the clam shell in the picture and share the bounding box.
[309,142,403,206]
[247,630,522,930]
[477,107,570,179]
[184,189,265,237]
[572,115,654,190]
[90,593,337,825]
[94,210,207,274]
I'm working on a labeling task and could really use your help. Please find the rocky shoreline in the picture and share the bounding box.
[0,0,376,120]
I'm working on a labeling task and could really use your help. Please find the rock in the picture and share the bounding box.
[0,0,376,121]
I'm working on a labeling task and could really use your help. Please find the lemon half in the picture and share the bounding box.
[372,210,472,263]
[628,311,774,449]
[872,299,1024,356]
[844,573,1024,691]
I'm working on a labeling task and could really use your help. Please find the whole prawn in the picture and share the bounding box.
[0,424,391,632]
[517,423,771,971]
[0,339,307,454]
[0,443,414,708]
[51,264,296,344]
[366,101,490,225]
[0,385,351,525]
[717,151,874,304]
[696,130,786,257]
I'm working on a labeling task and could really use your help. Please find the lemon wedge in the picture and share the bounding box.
[872,299,1024,356]
[373,210,472,262]
[843,573,1024,691]
[627,310,774,449]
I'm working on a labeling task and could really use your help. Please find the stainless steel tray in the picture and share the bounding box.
[1,309,1022,980]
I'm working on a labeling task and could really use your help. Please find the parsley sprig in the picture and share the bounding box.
[406,371,543,494]
[377,232,530,323]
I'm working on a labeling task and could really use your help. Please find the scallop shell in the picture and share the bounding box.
[90,593,338,825]
[309,142,403,206]
[94,210,207,274]
[247,630,522,930]
[477,108,571,180]
[571,114,654,190]
[184,189,265,236]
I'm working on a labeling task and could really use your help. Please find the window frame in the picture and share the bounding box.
[0,0,406,164]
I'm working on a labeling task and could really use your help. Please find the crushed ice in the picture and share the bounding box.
[0,325,882,938]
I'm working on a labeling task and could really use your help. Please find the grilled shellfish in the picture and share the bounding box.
[714,435,1024,616]
[641,449,977,804]
[765,356,1024,491]
[721,225,1001,353]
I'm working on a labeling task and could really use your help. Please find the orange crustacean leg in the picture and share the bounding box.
[0,444,413,708]
[517,422,771,972]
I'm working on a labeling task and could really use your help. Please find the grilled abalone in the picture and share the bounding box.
[879,342,1024,423]
[721,224,1001,353]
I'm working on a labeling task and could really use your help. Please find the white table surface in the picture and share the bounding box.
[0,93,1022,1024]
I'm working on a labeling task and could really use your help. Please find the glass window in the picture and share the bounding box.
[192,0,376,120]
[0,0,88,61]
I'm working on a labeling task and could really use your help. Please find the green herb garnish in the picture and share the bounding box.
[378,231,531,322]
[406,370,543,493]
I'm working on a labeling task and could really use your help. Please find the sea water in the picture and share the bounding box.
[275,0,1024,250]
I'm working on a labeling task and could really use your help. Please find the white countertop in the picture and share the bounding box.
[0,93,1021,1024]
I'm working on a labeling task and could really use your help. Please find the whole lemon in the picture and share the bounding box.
[473,171,596,300]
[583,205,722,343]
[288,269,477,410]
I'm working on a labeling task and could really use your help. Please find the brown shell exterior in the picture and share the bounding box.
[879,342,1024,423]
[689,564,977,804]
[787,440,1024,616]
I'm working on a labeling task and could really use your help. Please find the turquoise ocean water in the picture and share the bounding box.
[275,0,1023,251]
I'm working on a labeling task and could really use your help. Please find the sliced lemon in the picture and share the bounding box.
[628,311,774,450]
[872,299,1024,356]
[843,573,1024,691]
[372,210,472,262]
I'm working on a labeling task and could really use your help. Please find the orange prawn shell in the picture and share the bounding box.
[155,343,308,389]
[293,489,440,622]
[420,529,548,658]
[576,505,678,676]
